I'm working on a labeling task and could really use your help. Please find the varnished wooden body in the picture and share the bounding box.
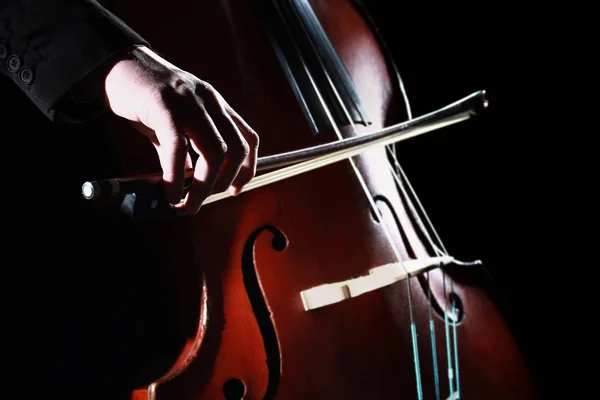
[91,0,538,398]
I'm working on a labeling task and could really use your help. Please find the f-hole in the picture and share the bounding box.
[239,225,288,400]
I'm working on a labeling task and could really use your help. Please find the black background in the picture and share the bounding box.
[0,1,575,397]
[361,2,572,398]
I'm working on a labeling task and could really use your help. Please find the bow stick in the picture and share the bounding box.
[82,90,488,206]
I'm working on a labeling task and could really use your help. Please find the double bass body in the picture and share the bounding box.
[98,0,537,398]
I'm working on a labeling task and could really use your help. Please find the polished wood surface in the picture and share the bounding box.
[89,0,538,398]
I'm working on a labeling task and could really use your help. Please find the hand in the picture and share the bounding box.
[103,45,259,215]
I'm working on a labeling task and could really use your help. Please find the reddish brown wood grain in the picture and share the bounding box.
[93,0,538,398]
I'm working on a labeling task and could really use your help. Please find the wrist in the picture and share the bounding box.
[61,45,140,107]
[102,45,145,104]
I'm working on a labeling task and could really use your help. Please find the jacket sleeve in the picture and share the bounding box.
[0,0,149,123]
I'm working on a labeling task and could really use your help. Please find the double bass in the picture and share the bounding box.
[84,0,537,398]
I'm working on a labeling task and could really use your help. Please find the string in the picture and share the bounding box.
[346,2,453,397]
[384,147,445,399]
[382,67,447,399]
[281,2,427,397]
[325,104,426,400]
[385,146,460,397]
[444,276,454,396]
[386,143,489,399]
[355,0,476,387]
[453,295,460,397]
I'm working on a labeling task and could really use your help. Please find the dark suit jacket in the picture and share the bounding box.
[0,2,182,399]
[0,0,147,123]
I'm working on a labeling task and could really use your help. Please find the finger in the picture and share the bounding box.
[129,119,192,201]
[227,108,259,195]
[179,110,227,214]
[185,150,194,169]
[128,120,159,145]
[132,120,195,194]
[182,147,195,193]
[203,98,250,194]
[148,108,189,204]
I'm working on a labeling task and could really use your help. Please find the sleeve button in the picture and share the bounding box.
[7,54,21,72]
[19,66,34,85]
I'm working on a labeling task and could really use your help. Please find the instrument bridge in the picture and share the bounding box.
[300,256,453,311]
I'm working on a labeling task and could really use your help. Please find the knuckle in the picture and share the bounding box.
[241,140,251,157]
[149,79,194,108]
[249,131,259,148]
[242,126,259,148]
[233,139,250,159]
[210,140,228,161]
[196,81,216,97]
[172,76,192,92]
